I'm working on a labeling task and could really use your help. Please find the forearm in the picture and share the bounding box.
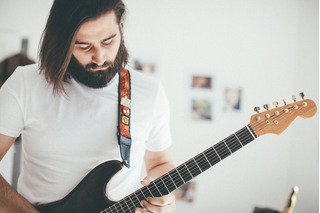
[146,161,175,179]
[0,174,39,213]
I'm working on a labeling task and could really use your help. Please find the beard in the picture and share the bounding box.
[66,39,128,88]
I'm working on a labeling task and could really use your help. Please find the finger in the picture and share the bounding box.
[135,207,149,213]
[147,193,175,206]
[141,176,154,186]
[141,200,176,213]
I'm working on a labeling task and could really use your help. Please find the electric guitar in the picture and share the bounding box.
[34,94,317,213]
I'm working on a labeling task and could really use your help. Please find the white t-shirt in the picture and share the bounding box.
[0,64,172,204]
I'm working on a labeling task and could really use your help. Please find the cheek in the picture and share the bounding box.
[108,40,121,61]
[73,51,91,66]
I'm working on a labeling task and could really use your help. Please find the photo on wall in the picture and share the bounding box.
[174,182,196,209]
[223,87,242,112]
[191,98,213,121]
[131,58,156,74]
[191,75,213,90]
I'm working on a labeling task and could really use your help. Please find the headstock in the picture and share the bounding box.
[249,93,317,137]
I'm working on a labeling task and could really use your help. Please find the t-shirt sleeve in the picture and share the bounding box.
[0,67,24,137]
[145,82,172,152]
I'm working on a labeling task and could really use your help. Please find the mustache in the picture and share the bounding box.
[86,61,113,70]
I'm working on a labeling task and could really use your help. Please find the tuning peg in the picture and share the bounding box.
[292,95,297,102]
[283,99,287,105]
[254,106,260,113]
[263,104,270,110]
[299,92,305,100]
[272,101,279,108]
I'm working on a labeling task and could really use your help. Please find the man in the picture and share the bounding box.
[0,0,176,212]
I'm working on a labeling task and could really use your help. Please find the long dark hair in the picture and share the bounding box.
[39,0,128,95]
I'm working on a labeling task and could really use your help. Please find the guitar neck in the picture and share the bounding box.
[103,125,257,212]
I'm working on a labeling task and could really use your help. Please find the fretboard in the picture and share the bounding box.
[102,125,257,213]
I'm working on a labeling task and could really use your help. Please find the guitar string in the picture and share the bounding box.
[104,118,284,213]
[103,127,253,212]
[105,116,288,213]
[103,127,254,212]
[102,102,307,212]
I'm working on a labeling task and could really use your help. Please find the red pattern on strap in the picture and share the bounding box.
[119,68,131,138]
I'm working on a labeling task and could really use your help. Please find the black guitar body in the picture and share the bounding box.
[34,160,123,213]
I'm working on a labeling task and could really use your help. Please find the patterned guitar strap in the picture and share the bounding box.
[117,68,132,168]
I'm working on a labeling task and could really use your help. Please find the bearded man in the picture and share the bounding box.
[0,0,176,212]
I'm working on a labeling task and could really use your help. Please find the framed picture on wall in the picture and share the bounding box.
[191,98,213,121]
[174,181,196,210]
[191,75,213,90]
[131,58,156,74]
[223,87,242,112]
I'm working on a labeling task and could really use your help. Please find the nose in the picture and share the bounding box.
[92,47,106,66]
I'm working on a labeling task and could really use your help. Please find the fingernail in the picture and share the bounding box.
[135,209,141,213]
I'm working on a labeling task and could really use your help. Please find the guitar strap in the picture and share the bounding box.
[117,68,132,168]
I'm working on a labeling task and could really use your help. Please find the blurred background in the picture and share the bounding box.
[0,0,318,212]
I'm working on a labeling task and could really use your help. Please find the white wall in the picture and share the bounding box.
[0,0,318,212]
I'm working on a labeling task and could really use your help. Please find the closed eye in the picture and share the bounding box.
[102,39,113,46]
[78,44,91,50]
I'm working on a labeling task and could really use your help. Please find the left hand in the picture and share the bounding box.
[135,176,176,213]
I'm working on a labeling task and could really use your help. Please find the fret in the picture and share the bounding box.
[119,199,130,212]
[193,157,203,172]
[223,139,232,153]
[122,197,134,212]
[238,126,255,146]
[247,125,257,139]
[225,134,242,153]
[132,192,141,206]
[214,141,231,159]
[199,152,212,167]
[112,201,124,212]
[124,196,135,211]
[178,164,193,182]
[213,147,222,160]
[153,177,170,195]
[185,159,201,177]
[233,133,242,146]
[114,203,120,213]
[151,181,162,197]
[146,186,154,197]
[129,193,140,209]
[195,152,211,171]
[139,188,148,199]
[110,204,119,213]
[159,176,170,194]
[170,168,185,187]
[163,173,178,192]
[204,147,221,166]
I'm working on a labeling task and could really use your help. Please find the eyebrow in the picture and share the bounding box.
[75,33,117,45]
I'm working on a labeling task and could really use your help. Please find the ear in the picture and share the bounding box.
[120,16,124,28]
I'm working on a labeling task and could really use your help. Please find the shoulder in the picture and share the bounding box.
[1,64,47,95]
[5,64,41,83]
[128,69,169,110]
[128,69,162,94]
